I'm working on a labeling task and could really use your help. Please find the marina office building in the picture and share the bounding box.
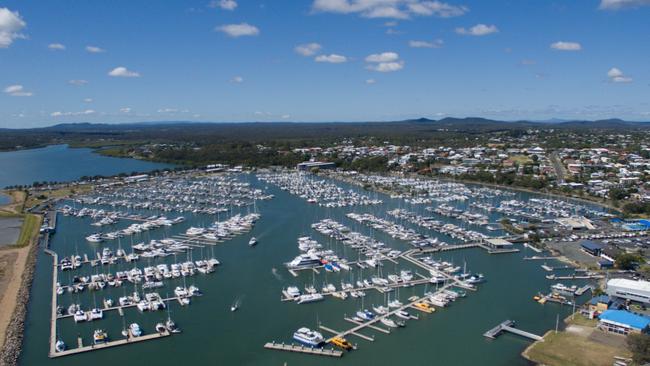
[606,278,650,304]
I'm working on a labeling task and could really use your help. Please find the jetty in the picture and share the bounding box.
[263,342,343,358]
[51,330,171,358]
[483,320,543,341]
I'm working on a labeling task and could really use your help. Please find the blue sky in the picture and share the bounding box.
[0,0,649,127]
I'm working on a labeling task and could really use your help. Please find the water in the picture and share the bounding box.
[0,145,175,188]
[18,174,596,366]
[0,193,10,205]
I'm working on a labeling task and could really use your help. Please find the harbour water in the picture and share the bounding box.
[18,172,602,366]
[0,145,175,188]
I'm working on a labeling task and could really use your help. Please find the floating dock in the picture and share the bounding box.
[483,320,543,341]
[51,330,171,358]
[263,342,343,358]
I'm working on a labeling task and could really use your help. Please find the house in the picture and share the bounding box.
[588,295,610,315]
[598,310,650,335]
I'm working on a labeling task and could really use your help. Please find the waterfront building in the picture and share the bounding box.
[606,278,650,304]
[580,241,603,256]
[598,310,650,335]
[297,161,336,171]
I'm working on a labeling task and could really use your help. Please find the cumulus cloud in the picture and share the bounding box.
[157,108,180,113]
[86,45,106,53]
[455,24,498,36]
[68,79,88,86]
[231,76,244,83]
[409,39,443,48]
[311,0,468,19]
[365,52,400,63]
[48,43,65,50]
[295,42,322,56]
[51,109,95,117]
[108,66,140,78]
[119,107,132,113]
[83,98,93,103]
[315,54,348,63]
[0,8,27,48]
[216,23,259,37]
[209,0,238,10]
[550,41,582,51]
[607,67,632,83]
[599,0,650,9]
[365,51,404,72]
[365,78,376,84]
[3,84,32,97]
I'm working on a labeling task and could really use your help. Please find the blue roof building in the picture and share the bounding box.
[598,310,650,335]
[581,241,603,256]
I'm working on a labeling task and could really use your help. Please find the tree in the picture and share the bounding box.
[628,333,650,364]
[616,253,642,270]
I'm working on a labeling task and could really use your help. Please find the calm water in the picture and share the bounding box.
[0,145,175,188]
[18,174,597,366]
[0,193,10,205]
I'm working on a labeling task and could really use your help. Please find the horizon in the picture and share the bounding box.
[1,1,649,127]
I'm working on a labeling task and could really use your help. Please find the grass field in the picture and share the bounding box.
[14,214,41,248]
[525,327,631,366]
[23,184,92,209]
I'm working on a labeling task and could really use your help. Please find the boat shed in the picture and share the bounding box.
[484,238,513,249]
[598,310,650,335]
[580,241,603,256]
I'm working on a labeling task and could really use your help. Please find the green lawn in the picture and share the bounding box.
[15,214,41,247]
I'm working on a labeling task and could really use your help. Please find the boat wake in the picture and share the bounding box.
[271,267,283,281]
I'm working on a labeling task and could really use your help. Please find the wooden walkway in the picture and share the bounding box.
[263,342,343,357]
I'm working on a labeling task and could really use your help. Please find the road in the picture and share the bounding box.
[549,152,566,183]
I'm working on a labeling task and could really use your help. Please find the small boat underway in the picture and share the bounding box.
[248,237,257,246]
[293,327,324,347]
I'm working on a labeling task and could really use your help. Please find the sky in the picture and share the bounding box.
[0,0,649,128]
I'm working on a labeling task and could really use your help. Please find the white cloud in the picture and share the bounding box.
[455,24,498,36]
[0,8,27,48]
[409,39,443,48]
[209,0,238,10]
[216,23,259,37]
[108,66,140,78]
[50,109,95,117]
[86,45,106,53]
[550,41,582,51]
[281,114,291,119]
[68,79,88,86]
[599,0,650,9]
[83,98,93,103]
[607,67,632,83]
[367,61,404,72]
[48,43,65,50]
[119,107,132,113]
[315,54,348,63]
[365,78,376,84]
[365,51,404,72]
[365,52,399,63]
[231,76,244,83]
[311,0,468,19]
[295,42,322,56]
[157,108,179,113]
[3,84,32,97]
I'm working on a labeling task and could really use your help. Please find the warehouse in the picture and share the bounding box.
[598,310,650,335]
[606,278,650,304]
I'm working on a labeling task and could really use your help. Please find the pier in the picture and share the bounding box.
[263,342,343,358]
[51,330,172,358]
[483,320,543,341]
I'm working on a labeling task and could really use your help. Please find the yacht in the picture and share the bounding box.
[296,293,324,304]
[55,340,65,352]
[85,234,103,243]
[355,310,375,321]
[155,323,167,333]
[286,254,322,269]
[93,329,108,344]
[129,323,142,337]
[380,318,398,328]
[395,310,411,320]
[166,318,181,333]
[292,327,324,347]
[73,310,87,323]
[248,237,257,246]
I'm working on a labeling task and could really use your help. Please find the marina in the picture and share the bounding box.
[18,169,609,365]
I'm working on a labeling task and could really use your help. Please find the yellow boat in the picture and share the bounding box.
[330,337,353,350]
[413,302,434,313]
